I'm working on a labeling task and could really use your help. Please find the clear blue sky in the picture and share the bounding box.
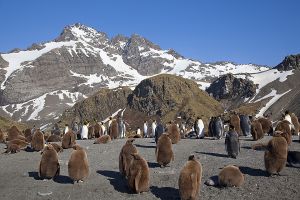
[0,0,299,66]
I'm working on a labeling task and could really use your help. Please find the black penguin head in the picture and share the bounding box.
[229,125,235,131]
[126,138,135,144]
[188,154,195,161]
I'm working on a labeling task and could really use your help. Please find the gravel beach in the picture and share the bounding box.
[0,136,299,200]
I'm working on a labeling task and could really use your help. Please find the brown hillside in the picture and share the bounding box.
[60,74,224,132]
[0,116,28,132]
[128,74,224,128]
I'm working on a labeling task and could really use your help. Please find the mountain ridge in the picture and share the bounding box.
[0,23,296,128]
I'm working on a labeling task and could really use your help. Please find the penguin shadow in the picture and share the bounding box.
[53,175,74,184]
[97,170,129,193]
[135,144,156,149]
[239,166,268,177]
[28,172,42,180]
[24,146,35,152]
[147,162,161,168]
[195,151,228,158]
[201,137,220,140]
[241,146,252,150]
[150,186,180,200]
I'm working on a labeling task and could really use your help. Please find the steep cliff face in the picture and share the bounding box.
[205,73,257,111]
[206,73,257,101]
[121,34,171,76]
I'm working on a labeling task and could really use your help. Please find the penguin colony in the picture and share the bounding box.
[0,110,299,200]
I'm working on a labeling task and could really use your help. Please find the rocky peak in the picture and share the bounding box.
[166,49,183,59]
[206,73,257,100]
[274,54,300,71]
[55,23,109,45]
[110,34,129,50]
[126,34,161,51]
[26,43,46,51]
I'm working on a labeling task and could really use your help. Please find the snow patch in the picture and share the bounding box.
[141,48,175,60]
[102,109,123,123]
[0,90,86,121]
[256,89,292,117]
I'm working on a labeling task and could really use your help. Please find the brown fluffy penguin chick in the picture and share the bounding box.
[127,153,150,194]
[265,135,288,175]
[257,117,273,135]
[290,113,300,135]
[251,120,264,141]
[47,134,62,142]
[7,139,29,149]
[230,113,241,135]
[167,123,181,144]
[88,126,95,139]
[179,155,202,200]
[109,119,119,140]
[94,123,101,138]
[0,129,5,143]
[62,130,76,149]
[275,121,292,145]
[93,135,111,144]
[31,130,45,151]
[49,143,63,153]
[5,143,21,154]
[39,144,60,179]
[24,128,31,138]
[218,165,244,187]
[68,145,89,183]
[7,125,21,141]
[252,135,288,176]
[156,133,174,167]
[273,130,291,146]
[119,139,138,177]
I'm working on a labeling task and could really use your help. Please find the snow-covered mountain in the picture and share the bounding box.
[0,23,290,127]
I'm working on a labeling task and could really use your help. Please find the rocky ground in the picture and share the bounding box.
[0,135,299,200]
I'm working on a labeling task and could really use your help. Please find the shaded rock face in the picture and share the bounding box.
[121,34,171,76]
[61,87,132,125]
[206,73,257,101]
[2,45,120,105]
[128,74,223,127]
[275,54,300,71]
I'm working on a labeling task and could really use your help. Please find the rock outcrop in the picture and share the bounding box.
[275,54,300,71]
[128,74,223,127]
[206,73,257,101]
